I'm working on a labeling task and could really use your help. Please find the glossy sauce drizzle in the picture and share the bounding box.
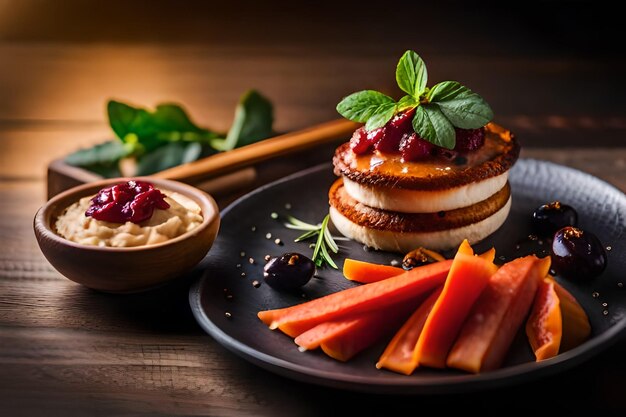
[349,124,513,179]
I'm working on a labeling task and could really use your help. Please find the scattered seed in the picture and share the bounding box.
[240,251,246,257]
[270,212,278,219]
[538,240,544,246]
[592,291,600,298]
[252,280,261,288]
[390,259,400,267]
[301,293,307,298]
[248,257,255,264]
[264,254,271,262]
[618,282,623,288]
[251,226,257,232]
[274,238,283,246]
[223,288,228,293]
[265,233,272,239]
[603,310,609,316]
[236,263,241,268]
[225,312,232,318]
[226,294,234,300]
[285,203,292,210]
[528,234,538,241]
[602,302,608,307]
[606,246,612,251]
[241,272,246,277]
[498,255,506,261]
[515,244,520,250]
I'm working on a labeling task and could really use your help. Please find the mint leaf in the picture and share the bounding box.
[427,81,493,129]
[365,102,396,130]
[396,50,428,98]
[427,81,468,102]
[412,105,456,149]
[65,141,130,178]
[65,140,129,167]
[397,95,419,111]
[135,142,202,176]
[211,90,274,151]
[107,100,218,153]
[336,90,396,123]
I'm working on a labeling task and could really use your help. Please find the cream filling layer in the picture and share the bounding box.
[342,172,509,213]
[329,197,511,252]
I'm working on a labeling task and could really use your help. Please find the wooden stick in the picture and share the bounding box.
[153,119,358,182]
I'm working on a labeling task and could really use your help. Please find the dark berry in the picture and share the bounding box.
[454,128,485,152]
[263,253,315,291]
[533,201,578,236]
[400,132,434,161]
[551,226,607,281]
[374,108,415,153]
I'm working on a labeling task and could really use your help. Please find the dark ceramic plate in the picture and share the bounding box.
[189,159,626,394]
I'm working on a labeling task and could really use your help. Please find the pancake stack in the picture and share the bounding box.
[329,123,520,252]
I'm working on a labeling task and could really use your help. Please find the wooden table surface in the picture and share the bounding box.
[2,6,626,414]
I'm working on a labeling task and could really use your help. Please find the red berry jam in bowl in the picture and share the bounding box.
[85,180,170,224]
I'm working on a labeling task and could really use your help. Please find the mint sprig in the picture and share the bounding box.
[336,50,493,149]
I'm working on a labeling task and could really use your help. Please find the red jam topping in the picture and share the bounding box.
[85,180,170,224]
[348,109,486,162]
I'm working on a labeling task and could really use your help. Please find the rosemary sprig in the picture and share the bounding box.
[285,214,339,269]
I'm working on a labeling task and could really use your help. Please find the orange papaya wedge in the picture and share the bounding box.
[376,287,443,375]
[342,258,404,283]
[415,240,498,368]
[294,315,371,351]
[446,256,550,373]
[258,259,453,337]
[552,280,591,352]
[526,278,562,361]
[298,303,417,362]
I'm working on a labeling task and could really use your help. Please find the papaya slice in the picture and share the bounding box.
[552,280,591,352]
[342,258,404,283]
[526,278,562,361]
[294,315,371,351]
[257,259,452,337]
[414,240,498,368]
[376,287,443,375]
[446,256,550,373]
[298,303,417,362]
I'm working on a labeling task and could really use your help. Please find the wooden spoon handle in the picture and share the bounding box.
[153,119,358,182]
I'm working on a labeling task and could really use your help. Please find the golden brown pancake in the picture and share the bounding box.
[329,178,511,233]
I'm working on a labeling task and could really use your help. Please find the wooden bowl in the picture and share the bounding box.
[34,178,220,293]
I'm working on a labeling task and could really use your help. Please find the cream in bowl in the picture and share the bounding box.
[34,178,220,293]
[55,180,204,247]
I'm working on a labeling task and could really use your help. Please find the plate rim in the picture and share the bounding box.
[190,158,626,394]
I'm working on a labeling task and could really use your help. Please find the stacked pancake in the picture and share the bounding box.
[329,123,520,252]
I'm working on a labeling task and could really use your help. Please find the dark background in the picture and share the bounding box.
[1,0,625,150]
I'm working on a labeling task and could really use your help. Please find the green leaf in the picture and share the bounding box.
[412,105,456,149]
[135,142,202,176]
[211,90,274,151]
[397,95,419,111]
[396,50,428,97]
[107,100,218,153]
[336,90,396,123]
[427,81,493,129]
[65,140,129,167]
[364,101,396,130]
